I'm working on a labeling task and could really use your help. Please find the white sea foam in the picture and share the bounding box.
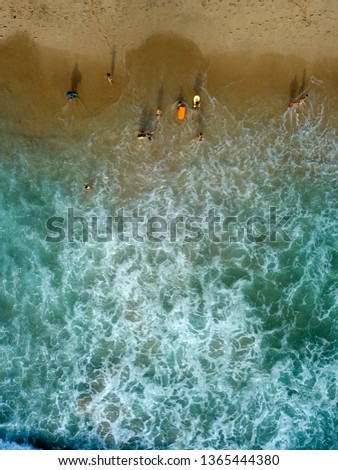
[0,79,337,450]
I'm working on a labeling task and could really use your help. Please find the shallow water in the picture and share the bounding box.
[0,38,337,450]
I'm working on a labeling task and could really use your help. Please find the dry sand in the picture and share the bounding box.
[1,0,337,60]
[0,1,337,136]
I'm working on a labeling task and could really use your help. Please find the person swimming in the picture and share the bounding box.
[137,131,152,140]
[66,91,79,101]
[156,107,162,117]
[137,131,146,140]
[289,94,308,109]
[195,132,203,141]
[84,184,93,191]
[106,73,113,84]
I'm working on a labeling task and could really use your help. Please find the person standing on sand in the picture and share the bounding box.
[106,73,113,84]
[66,91,79,101]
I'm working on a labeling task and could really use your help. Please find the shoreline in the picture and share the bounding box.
[0,31,337,138]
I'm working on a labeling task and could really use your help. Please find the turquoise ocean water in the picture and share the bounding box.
[0,71,337,450]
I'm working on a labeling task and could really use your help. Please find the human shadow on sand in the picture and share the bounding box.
[177,86,185,103]
[299,68,307,96]
[289,69,307,103]
[194,73,203,94]
[71,62,82,93]
[139,106,154,133]
[157,83,164,109]
[289,74,298,103]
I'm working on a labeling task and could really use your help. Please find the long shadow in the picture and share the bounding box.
[194,73,203,94]
[71,63,82,93]
[289,74,298,103]
[139,106,154,132]
[299,68,306,96]
[177,86,184,102]
[110,46,116,78]
[157,83,164,108]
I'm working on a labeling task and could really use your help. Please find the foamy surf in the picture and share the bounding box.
[0,38,337,450]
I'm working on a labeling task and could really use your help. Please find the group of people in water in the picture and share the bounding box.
[84,94,202,191]
[137,95,203,142]
[66,72,309,191]
[66,75,204,140]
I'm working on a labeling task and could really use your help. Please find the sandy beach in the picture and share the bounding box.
[0,0,337,136]
[1,0,337,60]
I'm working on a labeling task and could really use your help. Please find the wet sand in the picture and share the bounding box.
[0,0,337,137]
[0,32,128,137]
